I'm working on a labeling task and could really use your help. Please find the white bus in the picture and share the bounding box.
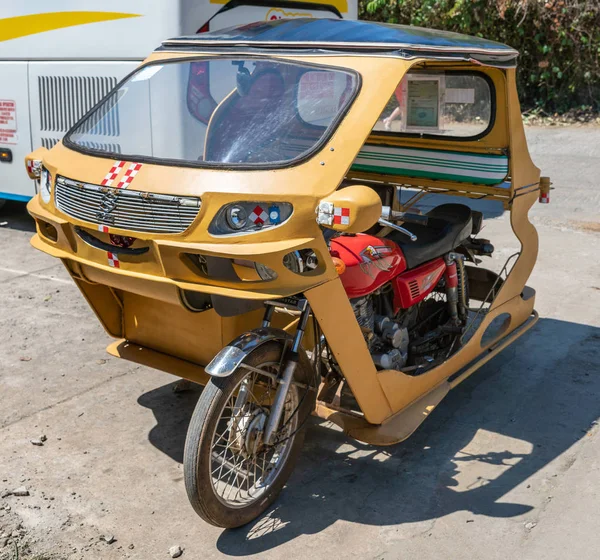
[0,0,355,205]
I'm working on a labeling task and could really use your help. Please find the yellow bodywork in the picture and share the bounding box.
[26,49,543,445]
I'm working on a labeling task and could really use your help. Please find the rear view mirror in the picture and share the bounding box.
[316,185,382,233]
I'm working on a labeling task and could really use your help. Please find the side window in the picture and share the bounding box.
[373,72,493,138]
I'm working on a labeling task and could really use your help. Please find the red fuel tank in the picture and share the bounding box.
[330,234,407,298]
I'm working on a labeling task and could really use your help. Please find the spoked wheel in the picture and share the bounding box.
[184,342,313,528]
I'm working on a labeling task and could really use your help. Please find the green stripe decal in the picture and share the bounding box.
[355,153,507,173]
[282,140,510,185]
[351,145,509,185]
[350,164,505,185]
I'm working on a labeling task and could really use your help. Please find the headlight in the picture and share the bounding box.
[209,202,293,235]
[225,205,248,230]
[40,167,52,204]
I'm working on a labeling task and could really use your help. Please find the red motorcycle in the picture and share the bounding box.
[327,203,491,374]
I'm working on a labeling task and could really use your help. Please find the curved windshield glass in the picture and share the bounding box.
[65,58,358,167]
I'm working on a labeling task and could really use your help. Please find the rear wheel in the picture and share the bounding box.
[184,342,312,528]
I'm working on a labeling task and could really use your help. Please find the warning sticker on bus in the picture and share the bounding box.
[0,99,17,145]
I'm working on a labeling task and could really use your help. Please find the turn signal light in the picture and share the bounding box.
[25,158,42,179]
[332,257,346,275]
[539,176,551,204]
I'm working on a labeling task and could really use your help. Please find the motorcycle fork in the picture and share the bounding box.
[262,299,311,446]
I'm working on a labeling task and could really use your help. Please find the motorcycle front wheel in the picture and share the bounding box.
[183,342,311,528]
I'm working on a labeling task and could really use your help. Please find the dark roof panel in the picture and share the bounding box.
[163,18,518,58]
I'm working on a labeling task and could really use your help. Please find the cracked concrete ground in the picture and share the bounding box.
[0,126,599,559]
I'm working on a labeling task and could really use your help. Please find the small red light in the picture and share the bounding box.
[196,23,209,33]
[109,234,135,248]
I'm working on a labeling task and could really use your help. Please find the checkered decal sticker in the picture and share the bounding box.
[26,159,41,178]
[116,163,143,189]
[539,192,550,204]
[333,207,351,225]
[249,205,268,225]
[107,252,120,268]
[101,161,126,186]
[98,225,109,233]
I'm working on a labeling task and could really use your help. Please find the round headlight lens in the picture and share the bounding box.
[40,168,51,204]
[225,205,248,230]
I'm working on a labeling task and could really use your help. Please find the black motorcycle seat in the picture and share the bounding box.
[388,203,473,269]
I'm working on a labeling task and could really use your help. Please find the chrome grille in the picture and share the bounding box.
[54,176,201,234]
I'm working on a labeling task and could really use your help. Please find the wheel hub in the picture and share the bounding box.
[244,412,266,457]
[229,408,266,458]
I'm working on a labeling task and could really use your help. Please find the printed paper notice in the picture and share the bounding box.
[406,80,440,129]
[0,100,17,145]
[446,88,475,104]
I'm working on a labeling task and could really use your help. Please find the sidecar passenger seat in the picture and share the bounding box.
[389,203,473,269]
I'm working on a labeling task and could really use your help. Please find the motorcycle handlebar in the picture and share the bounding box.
[377,218,418,242]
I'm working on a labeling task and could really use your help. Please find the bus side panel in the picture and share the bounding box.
[0,3,182,60]
[0,62,34,201]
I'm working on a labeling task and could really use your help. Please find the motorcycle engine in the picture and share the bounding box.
[351,296,409,370]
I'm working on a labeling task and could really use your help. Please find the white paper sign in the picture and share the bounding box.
[0,99,17,145]
[446,88,475,104]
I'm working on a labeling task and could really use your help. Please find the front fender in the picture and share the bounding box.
[205,327,293,377]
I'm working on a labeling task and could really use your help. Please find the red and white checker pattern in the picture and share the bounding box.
[333,207,351,225]
[97,225,109,233]
[116,162,143,189]
[107,252,120,268]
[26,159,41,178]
[249,205,268,225]
[539,192,550,204]
[101,161,126,186]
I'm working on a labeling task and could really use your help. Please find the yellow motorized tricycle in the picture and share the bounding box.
[25,18,549,528]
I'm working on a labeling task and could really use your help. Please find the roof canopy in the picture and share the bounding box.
[162,18,518,66]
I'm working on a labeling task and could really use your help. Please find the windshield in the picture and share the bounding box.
[65,58,358,168]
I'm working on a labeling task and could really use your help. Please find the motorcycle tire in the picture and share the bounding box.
[183,341,313,528]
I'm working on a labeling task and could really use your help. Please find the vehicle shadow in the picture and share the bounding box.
[0,200,36,232]
[137,318,600,555]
